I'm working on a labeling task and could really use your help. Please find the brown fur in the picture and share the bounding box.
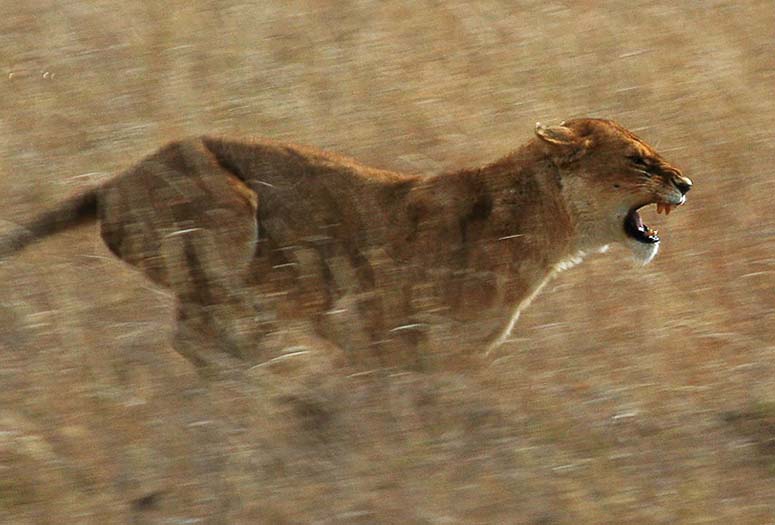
[0,119,691,369]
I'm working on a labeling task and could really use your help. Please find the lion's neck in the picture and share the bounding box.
[395,143,582,347]
[421,142,575,270]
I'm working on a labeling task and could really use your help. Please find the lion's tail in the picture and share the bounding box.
[0,190,98,260]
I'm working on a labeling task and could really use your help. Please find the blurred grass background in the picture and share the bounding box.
[1,1,774,523]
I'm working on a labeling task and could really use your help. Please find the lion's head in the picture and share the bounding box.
[535,118,692,265]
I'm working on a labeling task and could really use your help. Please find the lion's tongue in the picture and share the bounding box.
[626,208,659,244]
[633,211,644,230]
[637,211,658,236]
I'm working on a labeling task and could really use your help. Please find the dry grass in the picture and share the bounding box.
[1,1,774,523]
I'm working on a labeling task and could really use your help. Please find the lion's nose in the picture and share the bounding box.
[674,175,692,195]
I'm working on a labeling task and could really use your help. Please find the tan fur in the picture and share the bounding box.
[1,118,691,369]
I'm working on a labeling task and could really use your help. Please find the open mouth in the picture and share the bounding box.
[624,202,678,244]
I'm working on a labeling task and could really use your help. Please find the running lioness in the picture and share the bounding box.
[0,119,692,368]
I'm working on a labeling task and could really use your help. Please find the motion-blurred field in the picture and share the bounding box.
[1,1,774,523]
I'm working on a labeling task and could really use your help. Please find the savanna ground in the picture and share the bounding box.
[1,1,774,523]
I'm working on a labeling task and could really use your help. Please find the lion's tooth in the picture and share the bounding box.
[665,204,673,215]
[657,203,664,214]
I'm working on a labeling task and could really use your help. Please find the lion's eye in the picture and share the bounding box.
[628,155,652,174]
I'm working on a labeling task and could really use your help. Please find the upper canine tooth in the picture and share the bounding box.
[657,203,665,214]
[665,204,673,215]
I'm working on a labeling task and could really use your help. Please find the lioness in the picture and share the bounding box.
[0,119,691,368]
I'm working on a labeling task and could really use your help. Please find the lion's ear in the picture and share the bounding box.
[534,122,579,146]
[535,122,591,163]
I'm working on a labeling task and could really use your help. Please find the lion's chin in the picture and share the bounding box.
[626,237,660,266]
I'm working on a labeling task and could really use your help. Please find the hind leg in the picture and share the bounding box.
[97,140,267,366]
[163,224,309,370]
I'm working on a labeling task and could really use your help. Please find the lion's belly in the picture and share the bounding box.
[249,243,513,363]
